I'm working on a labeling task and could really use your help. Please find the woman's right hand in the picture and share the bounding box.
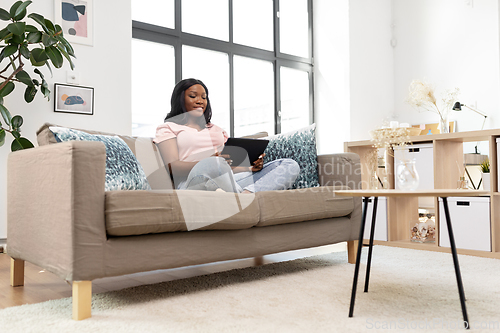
[212,151,232,166]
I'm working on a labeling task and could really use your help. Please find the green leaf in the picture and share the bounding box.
[9,1,23,19]
[25,24,38,32]
[12,130,21,139]
[57,44,75,70]
[40,82,50,100]
[0,81,15,97]
[45,45,63,68]
[0,103,12,126]
[0,8,11,21]
[34,68,45,79]
[27,13,49,33]
[60,38,75,57]
[44,19,55,33]
[11,33,23,44]
[45,61,53,76]
[11,137,34,151]
[20,44,30,59]
[0,27,11,40]
[16,70,33,87]
[0,129,5,147]
[1,44,18,58]
[14,1,31,20]
[41,33,57,47]
[26,31,42,43]
[7,22,26,36]
[11,115,23,129]
[30,47,47,66]
[24,85,37,103]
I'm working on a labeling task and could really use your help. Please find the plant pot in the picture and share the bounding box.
[482,173,491,191]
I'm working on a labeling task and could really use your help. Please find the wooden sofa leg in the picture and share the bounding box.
[347,240,358,264]
[72,281,92,320]
[10,258,25,287]
[254,256,264,266]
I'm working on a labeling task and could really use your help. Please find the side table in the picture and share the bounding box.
[335,189,489,330]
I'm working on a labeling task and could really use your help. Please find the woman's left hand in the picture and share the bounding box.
[250,154,265,172]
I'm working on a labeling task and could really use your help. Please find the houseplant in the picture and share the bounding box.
[480,159,490,191]
[0,0,76,151]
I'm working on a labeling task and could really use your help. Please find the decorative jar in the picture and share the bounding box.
[396,159,419,190]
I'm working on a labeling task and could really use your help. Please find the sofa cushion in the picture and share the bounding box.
[37,123,173,190]
[50,126,151,191]
[255,186,353,227]
[105,190,260,236]
[263,124,320,189]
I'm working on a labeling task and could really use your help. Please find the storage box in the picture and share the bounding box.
[438,197,491,252]
[363,197,388,241]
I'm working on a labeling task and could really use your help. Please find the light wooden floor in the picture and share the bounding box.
[0,242,347,310]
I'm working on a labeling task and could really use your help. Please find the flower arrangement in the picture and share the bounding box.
[407,80,459,133]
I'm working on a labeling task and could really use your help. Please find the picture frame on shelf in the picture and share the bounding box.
[54,83,94,115]
[54,0,93,46]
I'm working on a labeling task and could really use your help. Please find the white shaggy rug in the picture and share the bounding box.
[1,246,500,332]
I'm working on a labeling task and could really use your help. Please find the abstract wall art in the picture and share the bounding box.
[55,0,93,46]
[54,83,94,115]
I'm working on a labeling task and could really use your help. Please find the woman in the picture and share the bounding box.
[154,78,299,193]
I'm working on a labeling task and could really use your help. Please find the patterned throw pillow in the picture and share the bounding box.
[263,124,319,189]
[49,126,152,191]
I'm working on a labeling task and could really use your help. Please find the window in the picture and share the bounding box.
[132,0,313,137]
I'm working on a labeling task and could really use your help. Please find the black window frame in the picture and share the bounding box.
[132,0,314,136]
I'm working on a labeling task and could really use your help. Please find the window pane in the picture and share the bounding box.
[182,0,228,41]
[280,67,310,133]
[234,56,274,137]
[132,39,175,137]
[182,46,230,132]
[233,0,273,51]
[132,0,174,29]
[279,0,309,58]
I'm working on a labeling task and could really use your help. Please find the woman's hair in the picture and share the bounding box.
[164,78,213,127]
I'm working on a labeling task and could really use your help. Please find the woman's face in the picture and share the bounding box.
[184,84,207,118]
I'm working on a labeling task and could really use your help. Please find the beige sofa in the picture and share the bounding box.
[6,124,362,320]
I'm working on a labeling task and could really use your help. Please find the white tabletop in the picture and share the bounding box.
[334,189,490,198]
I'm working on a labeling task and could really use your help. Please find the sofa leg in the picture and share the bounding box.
[347,240,358,264]
[10,258,25,287]
[254,256,264,266]
[72,281,92,320]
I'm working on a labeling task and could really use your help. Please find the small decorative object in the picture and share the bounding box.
[396,158,419,190]
[480,159,491,191]
[407,80,459,134]
[410,215,436,243]
[370,126,416,189]
[54,0,93,46]
[54,83,94,115]
[457,176,469,190]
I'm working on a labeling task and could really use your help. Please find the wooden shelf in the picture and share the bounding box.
[347,129,500,259]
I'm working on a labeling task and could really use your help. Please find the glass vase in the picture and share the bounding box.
[438,113,450,134]
[396,159,420,190]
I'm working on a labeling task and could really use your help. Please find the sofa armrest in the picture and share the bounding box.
[317,152,361,189]
[7,141,107,281]
[317,152,362,241]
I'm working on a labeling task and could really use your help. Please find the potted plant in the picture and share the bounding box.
[480,159,490,191]
[0,0,76,151]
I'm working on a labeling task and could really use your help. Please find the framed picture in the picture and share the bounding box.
[54,84,94,115]
[54,0,93,46]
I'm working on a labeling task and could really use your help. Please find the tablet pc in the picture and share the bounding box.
[221,138,269,166]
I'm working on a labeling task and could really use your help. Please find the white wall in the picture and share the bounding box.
[314,0,394,153]
[393,0,500,153]
[0,0,132,239]
[349,0,395,141]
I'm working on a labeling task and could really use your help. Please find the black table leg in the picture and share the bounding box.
[349,196,369,317]
[442,197,470,329]
[364,197,378,292]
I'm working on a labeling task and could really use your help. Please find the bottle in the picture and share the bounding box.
[457,176,468,190]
